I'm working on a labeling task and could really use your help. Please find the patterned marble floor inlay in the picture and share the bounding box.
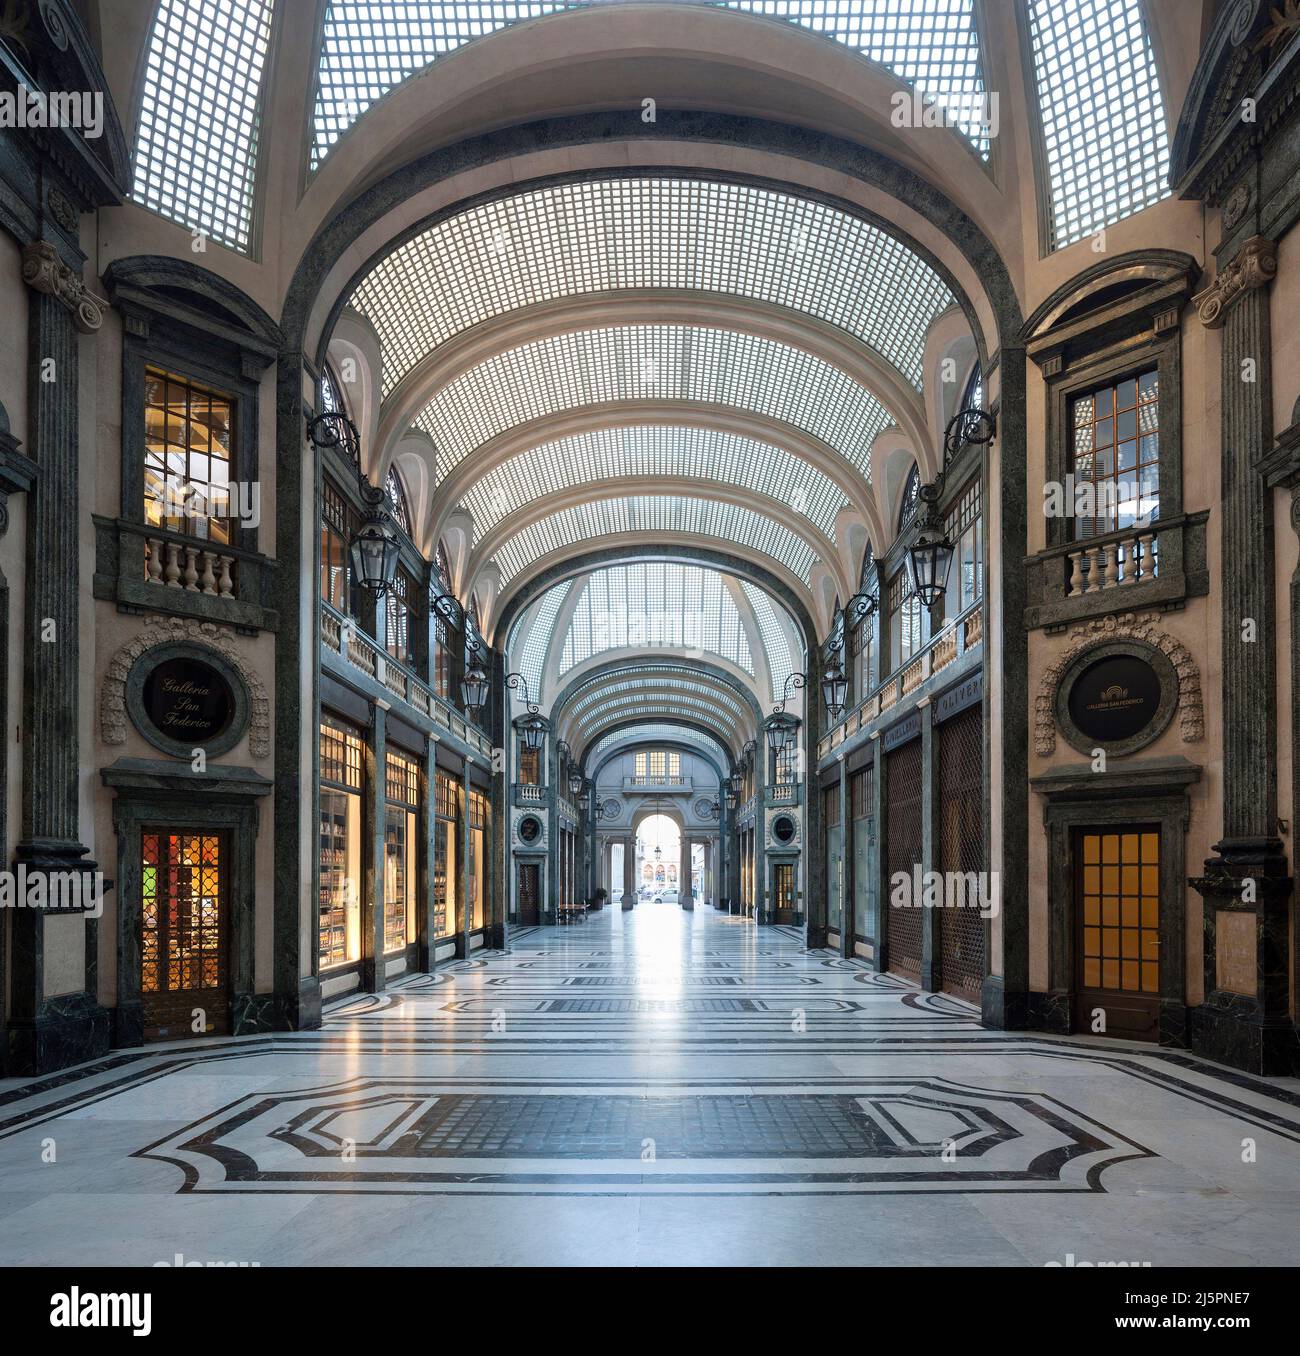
[1,903,1298,1265]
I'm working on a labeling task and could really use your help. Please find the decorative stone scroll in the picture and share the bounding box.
[1035,612,1204,757]
[1192,234,1277,327]
[102,615,270,758]
[21,240,107,334]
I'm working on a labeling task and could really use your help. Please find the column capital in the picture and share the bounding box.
[21,240,107,334]
[1193,234,1277,328]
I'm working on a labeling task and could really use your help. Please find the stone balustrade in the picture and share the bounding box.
[1066,531,1157,597]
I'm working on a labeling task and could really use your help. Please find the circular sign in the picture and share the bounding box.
[772,814,797,844]
[1067,654,1162,744]
[517,815,543,845]
[142,656,236,745]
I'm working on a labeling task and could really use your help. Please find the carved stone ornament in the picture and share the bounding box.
[20,240,106,334]
[1221,181,1252,231]
[1192,234,1277,327]
[102,615,270,758]
[1035,612,1204,757]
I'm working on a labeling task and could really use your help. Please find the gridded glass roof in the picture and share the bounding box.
[572,694,745,741]
[132,0,274,253]
[558,565,754,675]
[464,427,848,543]
[741,581,796,695]
[1026,0,1171,251]
[511,579,573,697]
[311,2,988,170]
[570,678,748,722]
[492,495,818,584]
[419,326,891,485]
[589,724,730,768]
[350,178,955,394]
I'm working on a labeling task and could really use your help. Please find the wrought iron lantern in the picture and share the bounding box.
[347,484,400,598]
[906,483,955,608]
[568,765,584,796]
[506,672,547,753]
[821,661,849,723]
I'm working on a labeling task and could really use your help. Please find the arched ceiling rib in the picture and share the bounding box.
[486,495,821,586]
[461,427,848,545]
[311,8,989,173]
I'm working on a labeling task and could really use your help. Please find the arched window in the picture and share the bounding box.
[384,467,411,536]
[897,464,921,535]
[848,544,878,704]
[960,363,983,417]
[435,542,453,594]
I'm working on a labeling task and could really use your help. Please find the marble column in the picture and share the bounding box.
[459,763,473,956]
[1189,236,1294,1073]
[621,834,635,909]
[681,835,694,910]
[9,243,108,1074]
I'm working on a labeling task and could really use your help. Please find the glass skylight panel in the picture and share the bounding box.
[351,179,952,394]
[464,427,847,543]
[511,580,571,698]
[132,0,275,253]
[741,581,796,695]
[419,327,889,485]
[571,680,746,721]
[574,695,743,739]
[491,495,817,584]
[1026,0,1171,250]
[312,2,988,170]
[558,565,755,675]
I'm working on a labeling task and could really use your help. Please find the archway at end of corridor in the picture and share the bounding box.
[636,814,680,904]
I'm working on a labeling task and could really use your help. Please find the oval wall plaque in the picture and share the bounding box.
[1067,654,1162,744]
[142,656,236,745]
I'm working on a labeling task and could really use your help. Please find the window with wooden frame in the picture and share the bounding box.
[944,477,983,619]
[386,565,417,665]
[519,744,541,785]
[144,366,236,542]
[321,478,355,612]
[1069,369,1160,540]
[887,565,924,672]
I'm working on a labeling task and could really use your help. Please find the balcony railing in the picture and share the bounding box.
[623,776,693,793]
[766,782,800,807]
[321,600,491,757]
[514,784,546,807]
[818,599,983,760]
[1066,529,1157,596]
[93,515,278,631]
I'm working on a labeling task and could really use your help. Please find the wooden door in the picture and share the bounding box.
[1073,825,1161,1042]
[141,830,230,1041]
[518,862,540,926]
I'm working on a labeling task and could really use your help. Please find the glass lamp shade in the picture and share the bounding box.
[349,516,400,594]
[460,663,490,714]
[725,788,738,810]
[907,530,955,608]
[653,844,662,862]
[765,711,797,752]
[522,714,546,751]
[821,663,849,719]
[568,767,584,795]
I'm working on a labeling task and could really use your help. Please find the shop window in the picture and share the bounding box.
[775,743,798,785]
[825,784,842,932]
[144,366,236,543]
[319,715,363,968]
[433,772,458,938]
[384,750,420,954]
[468,789,488,930]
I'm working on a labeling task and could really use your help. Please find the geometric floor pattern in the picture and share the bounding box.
[1,905,1298,1264]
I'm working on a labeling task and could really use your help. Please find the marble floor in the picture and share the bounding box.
[1,904,1298,1266]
